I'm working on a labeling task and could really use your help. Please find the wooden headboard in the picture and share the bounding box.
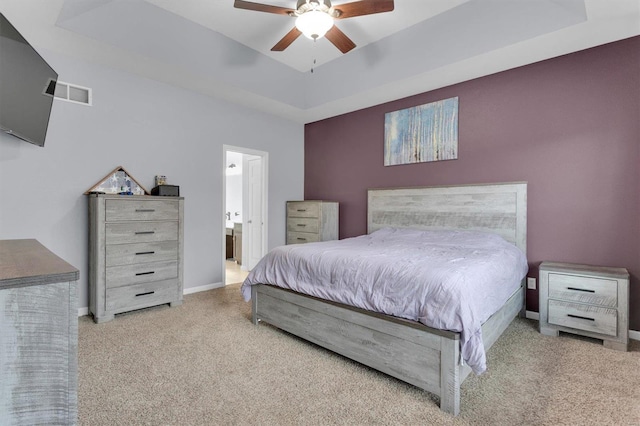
[367,182,527,255]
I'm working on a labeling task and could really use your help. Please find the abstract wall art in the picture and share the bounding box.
[384,97,459,166]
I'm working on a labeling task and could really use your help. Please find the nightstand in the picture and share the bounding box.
[539,262,629,351]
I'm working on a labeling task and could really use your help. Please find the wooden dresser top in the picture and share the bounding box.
[0,239,79,290]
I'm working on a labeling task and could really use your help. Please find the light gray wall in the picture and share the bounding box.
[0,50,304,311]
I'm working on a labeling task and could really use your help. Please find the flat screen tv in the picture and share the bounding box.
[0,12,58,147]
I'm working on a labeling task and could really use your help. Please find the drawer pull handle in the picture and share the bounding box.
[296,209,307,212]
[297,238,307,241]
[135,251,155,255]
[135,291,155,297]
[135,271,155,276]
[297,224,307,227]
[136,209,156,212]
[135,231,155,235]
[567,314,595,321]
[567,287,595,293]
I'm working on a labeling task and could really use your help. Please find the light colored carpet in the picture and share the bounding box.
[78,284,640,425]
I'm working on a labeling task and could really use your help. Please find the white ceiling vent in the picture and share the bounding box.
[53,81,92,106]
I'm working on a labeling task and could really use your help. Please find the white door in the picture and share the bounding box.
[245,156,263,270]
[223,145,268,284]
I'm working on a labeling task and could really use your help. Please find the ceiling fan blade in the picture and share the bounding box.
[333,0,394,19]
[271,27,303,51]
[325,26,356,54]
[233,0,294,16]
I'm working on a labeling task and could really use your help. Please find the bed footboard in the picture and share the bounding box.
[250,284,524,416]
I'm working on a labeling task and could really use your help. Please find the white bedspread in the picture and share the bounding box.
[241,227,528,374]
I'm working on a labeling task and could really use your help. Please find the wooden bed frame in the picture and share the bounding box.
[251,182,527,416]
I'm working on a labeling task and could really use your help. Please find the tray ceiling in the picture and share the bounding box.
[1,0,638,123]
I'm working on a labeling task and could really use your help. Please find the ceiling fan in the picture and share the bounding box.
[233,0,394,54]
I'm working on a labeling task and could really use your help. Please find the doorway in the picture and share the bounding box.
[223,146,268,285]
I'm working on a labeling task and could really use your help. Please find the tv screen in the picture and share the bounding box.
[0,12,58,147]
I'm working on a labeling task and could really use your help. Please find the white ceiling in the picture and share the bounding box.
[145,0,469,72]
[1,0,638,124]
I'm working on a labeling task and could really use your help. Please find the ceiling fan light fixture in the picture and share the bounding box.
[295,10,333,40]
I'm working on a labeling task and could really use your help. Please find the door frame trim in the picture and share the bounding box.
[222,145,269,285]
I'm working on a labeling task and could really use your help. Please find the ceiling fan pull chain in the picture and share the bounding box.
[311,38,317,73]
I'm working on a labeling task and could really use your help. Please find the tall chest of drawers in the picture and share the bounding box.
[286,200,338,245]
[539,262,629,351]
[89,194,184,323]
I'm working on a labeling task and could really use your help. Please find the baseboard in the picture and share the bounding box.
[183,281,225,295]
[77,282,226,317]
[630,329,640,341]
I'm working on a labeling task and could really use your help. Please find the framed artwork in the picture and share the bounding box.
[384,97,458,166]
[84,166,149,195]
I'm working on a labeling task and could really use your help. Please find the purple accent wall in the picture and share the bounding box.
[304,36,640,328]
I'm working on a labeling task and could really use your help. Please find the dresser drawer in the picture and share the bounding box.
[106,279,179,313]
[287,217,320,233]
[106,241,178,267]
[548,299,617,337]
[287,202,320,218]
[548,273,617,308]
[105,222,178,245]
[285,200,338,246]
[106,261,178,289]
[105,199,179,221]
[287,231,320,244]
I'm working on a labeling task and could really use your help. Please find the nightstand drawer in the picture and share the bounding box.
[106,279,179,313]
[105,222,178,244]
[105,199,179,221]
[287,231,320,244]
[106,261,178,289]
[106,241,178,267]
[287,202,320,218]
[548,299,617,336]
[548,273,617,308]
[287,217,320,233]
